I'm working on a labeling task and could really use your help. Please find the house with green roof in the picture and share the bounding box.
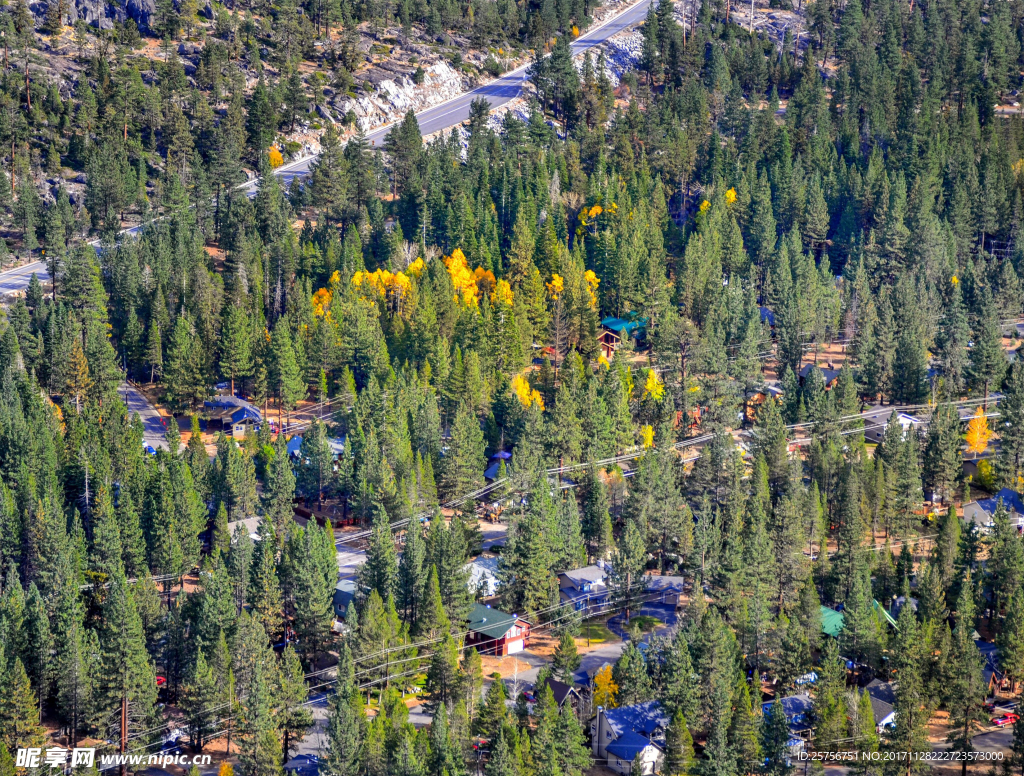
[466,602,530,655]
[820,602,898,639]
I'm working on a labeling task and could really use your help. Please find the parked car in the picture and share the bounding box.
[992,713,1019,727]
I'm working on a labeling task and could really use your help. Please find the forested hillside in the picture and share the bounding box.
[1,0,1024,772]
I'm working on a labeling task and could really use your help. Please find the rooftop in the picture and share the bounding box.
[603,701,669,740]
[466,602,522,640]
[976,488,1024,515]
[560,565,608,585]
[606,731,659,762]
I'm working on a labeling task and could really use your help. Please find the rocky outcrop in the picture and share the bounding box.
[54,0,156,30]
[329,59,469,132]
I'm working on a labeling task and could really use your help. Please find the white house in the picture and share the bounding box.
[465,556,500,598]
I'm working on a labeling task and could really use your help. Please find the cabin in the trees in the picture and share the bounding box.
[557,565,610,612]
[863,410,923,445]
[544,677,582,717]
[483,451,512,481]
[287,434,347,460]
[820,602,896,640]
[204,396,262,438]
[864,680,897,733]
[963,488,1024,533]
[599,316,648,359]
[798,363,841,389]
[465,556,500,598]
[762,693,813,734]
[332,579,356,619]
[591,701,668,776]
[465,603,529,655]
[745,384,785,422]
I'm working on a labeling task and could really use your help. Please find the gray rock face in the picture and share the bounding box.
[67,0,157,31]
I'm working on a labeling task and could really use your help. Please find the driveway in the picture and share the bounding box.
[121,382,168,451]
[606,602,680,643]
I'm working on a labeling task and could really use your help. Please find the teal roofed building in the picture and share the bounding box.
[599,316,648,359]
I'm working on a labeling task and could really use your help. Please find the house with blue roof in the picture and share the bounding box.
[557,565,610,612]
[332,579,356,619]
[287,434,347,460]
[964,488,1024,532]
[484,451,512,481]
[204,396,261,438]
[591,701,668,775]
[762,693,813,733]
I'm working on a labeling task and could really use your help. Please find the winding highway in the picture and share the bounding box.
[237,0,653,196]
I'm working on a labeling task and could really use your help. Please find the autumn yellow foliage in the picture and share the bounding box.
[725,187,737,205]
[407,257,425,276]
[592,664,618,709]
[491,278,514,307]
[584,270,600,308]
[640,425,654,448]
[597,354,610,369]
[699,199,711,213]
[511,374,544,411]
[546,273,564,299]
[966,407,993,458]
[352,268,413,309]
[443,248,496,307]
[267,146,284,168]
[312,287,333,318]
[642,369,665,402]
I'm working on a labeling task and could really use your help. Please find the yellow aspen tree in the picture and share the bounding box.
[965,407,993,459]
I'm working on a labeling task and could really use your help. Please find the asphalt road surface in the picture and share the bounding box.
[120,382,169,451]
[362,0,653,145]
[234,0,653,199]
[0,260,48,296]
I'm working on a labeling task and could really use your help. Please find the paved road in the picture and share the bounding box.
[82,0,652,243]
[363,0,653,145]
[121,382,169,451]
[233,0,652,200]
[0,261,48,296]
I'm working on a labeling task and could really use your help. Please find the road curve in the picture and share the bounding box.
[237,0,653,197]
[90,0,652,239]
